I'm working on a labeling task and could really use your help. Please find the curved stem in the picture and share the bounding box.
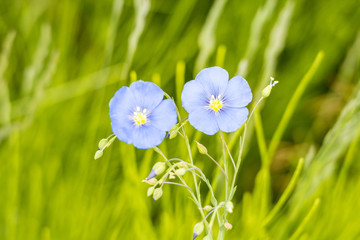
[205,152,228,180]
[163,181,194,193]
[220,131,235,170]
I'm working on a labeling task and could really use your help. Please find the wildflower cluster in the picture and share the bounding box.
[96,66,278,239]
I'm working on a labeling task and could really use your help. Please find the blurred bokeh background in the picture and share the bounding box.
[0,0,360,239]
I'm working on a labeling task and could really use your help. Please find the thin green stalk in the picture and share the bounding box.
[263,158,304,226]
[153,147,210,231]
[268,52,324,159]
[220,132,236,169]
[220,132,229,200]
[337,126,360,186]
[254,109,269,167]
[289,198,321,240]
[229,96,264,198]
[204,151,228,180]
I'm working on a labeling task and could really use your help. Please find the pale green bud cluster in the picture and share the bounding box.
[94,135,116,160]
[261,77,279,98]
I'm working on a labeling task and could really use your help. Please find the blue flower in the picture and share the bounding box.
[109,80,177,149]
[181,66,252,135]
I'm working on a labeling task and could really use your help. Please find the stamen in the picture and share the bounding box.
[209,95,223,112]
[133,107,147,126]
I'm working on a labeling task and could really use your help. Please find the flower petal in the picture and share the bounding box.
[195,66,229,96]
[181,80,208,113]
[131,125,166,149]
[150,99,177,131]
[110,114,134,144]
[109,86,136,118]
[109,86,136,144]
[223,76,252,108]
[188,108,219,135]
[129,80,164,111]
[216,107,249,133]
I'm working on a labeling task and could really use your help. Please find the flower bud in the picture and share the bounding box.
[224,222,232,230]
[261,85,272,98]
[146,162,166,180]
[94,150,103,160]
[142,178,157,185]
[175,168,186,176]
[167,123,180,139]
[98,138,108,150]
[169,172,176,179]
[147,186,154,197]
[196,141,208,155]
[262,77,278,98]
[192,222,204,239]
[225,201,234,213]
[177,162,188,169]
[203,205,212,212]
[167,129,178,139]
[153,188,163,201]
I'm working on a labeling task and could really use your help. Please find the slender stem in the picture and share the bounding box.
[263,158,304,227]
[209,207,218,230]
[220,131,236,170]
[163,181,194,192]
[289,198,321,240]
[248,97,263,120]
[220,131,229,200]
[229,96,265,198]
[152,147,209,229]
[205,152,228,180]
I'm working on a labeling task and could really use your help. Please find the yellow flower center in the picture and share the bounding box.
[209,95,223,112]
[133,107,147,125]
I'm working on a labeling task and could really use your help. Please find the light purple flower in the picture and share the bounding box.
[181,66,252,135]
[110,80,177,149]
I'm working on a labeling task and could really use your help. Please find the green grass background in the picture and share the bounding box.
[0,0,360,239]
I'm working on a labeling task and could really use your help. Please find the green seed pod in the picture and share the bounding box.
[192,222,204,239]
[196,141,208,155]
[98,138,108,150]
[147,186,155,197]
[153,188,163,201]
[261,85,272,98]
[225,201,234,213]
[175,168,186,176]
[94,150,103,160]
[143,178,157,185]
[203,205,212,212]
[262,77,278,98]
[154,162,166,175]
[146,162,166,180]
